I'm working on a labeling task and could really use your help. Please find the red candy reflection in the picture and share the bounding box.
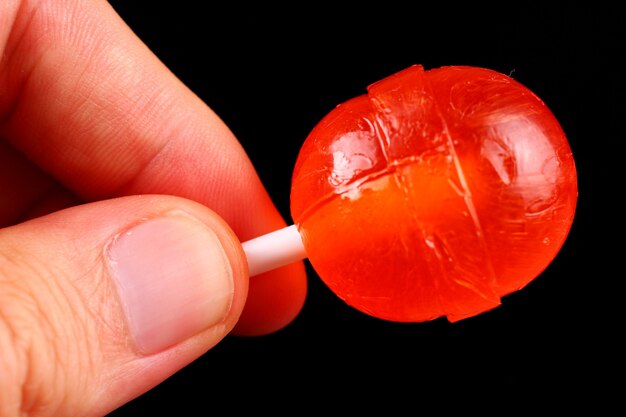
[290,65,578,322]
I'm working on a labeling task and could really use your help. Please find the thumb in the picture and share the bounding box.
[0,195,248,417]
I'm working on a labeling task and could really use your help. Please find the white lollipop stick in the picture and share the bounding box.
[241,224,307,276]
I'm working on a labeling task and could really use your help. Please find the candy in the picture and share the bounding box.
[289,65,578,322]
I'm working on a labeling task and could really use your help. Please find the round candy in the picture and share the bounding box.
[290,65,578,322]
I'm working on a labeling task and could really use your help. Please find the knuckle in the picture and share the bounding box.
[0,248,99,416]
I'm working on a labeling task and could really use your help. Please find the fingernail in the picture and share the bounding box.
[107,213,234,354]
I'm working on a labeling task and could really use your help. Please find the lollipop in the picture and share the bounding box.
[242,64,578,323]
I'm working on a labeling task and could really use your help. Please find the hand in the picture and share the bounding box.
[0,1,307,415]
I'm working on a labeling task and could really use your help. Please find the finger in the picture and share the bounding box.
[0,0,269,233]
[0,195,248,416]
[0,139,77,226]
[0,0,307,334]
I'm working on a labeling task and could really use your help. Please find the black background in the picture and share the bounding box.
[106,2,621,413]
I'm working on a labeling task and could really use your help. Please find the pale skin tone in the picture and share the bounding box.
[0,1,307,416]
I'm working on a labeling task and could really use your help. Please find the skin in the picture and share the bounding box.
[0,0,307,416]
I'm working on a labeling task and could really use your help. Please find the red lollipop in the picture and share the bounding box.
[242,65,578,322]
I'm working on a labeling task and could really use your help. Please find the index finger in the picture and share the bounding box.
[0,0,306,335]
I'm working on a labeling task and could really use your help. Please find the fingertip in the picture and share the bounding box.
[231,261,307,336]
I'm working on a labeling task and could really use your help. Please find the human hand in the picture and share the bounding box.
[0,1,307,415]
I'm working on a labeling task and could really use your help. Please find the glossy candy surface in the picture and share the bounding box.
[290,65,577,322]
